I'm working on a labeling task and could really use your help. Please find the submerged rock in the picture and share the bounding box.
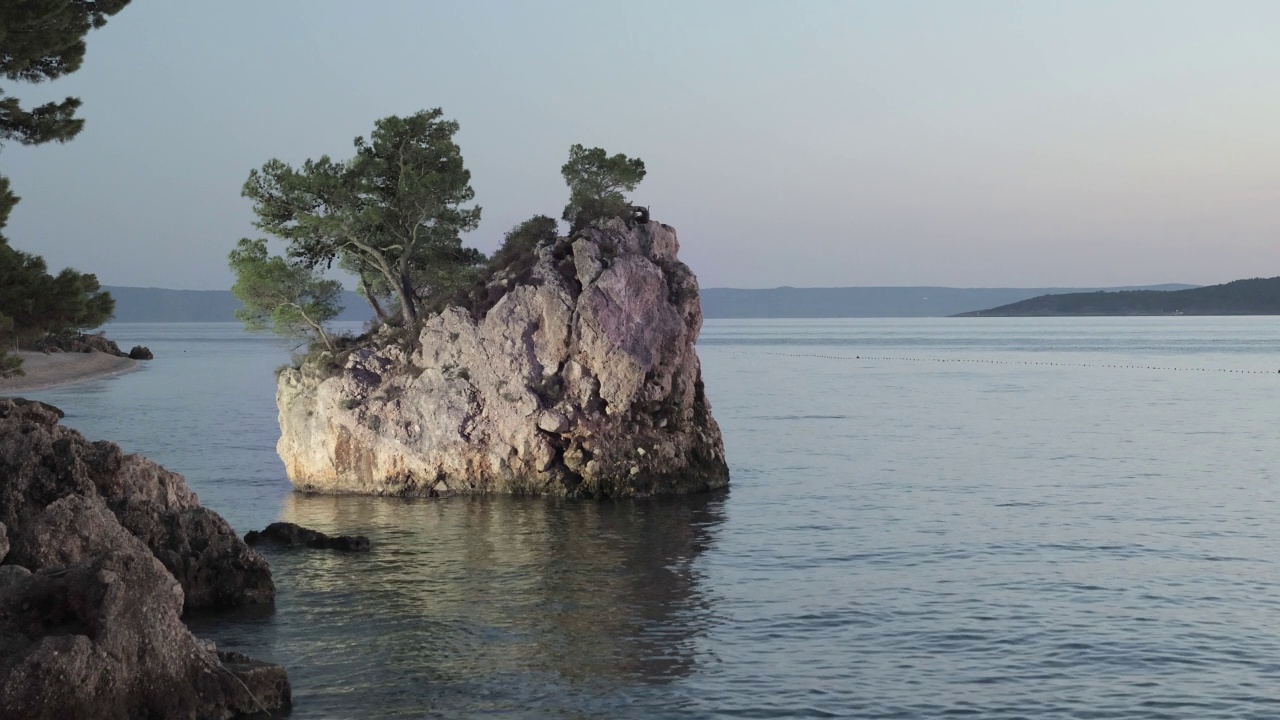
[245,521,371,552]
[277,219,729,498]
[0,398,289,718]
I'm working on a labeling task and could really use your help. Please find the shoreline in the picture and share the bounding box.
[0,350,140,394]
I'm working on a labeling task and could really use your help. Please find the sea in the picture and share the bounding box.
[22,317,1280,719]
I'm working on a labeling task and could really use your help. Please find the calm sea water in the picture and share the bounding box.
[22,318,1280,719]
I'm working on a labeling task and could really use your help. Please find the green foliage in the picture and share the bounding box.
[0,176,16,235]
[0,0,128,373]
[441,215,561,319]
[0,0,129,150]
[242,108,483,326]
[0,243,114,342]
[490,215,558,272]
[338,253,395,322]
[560,144,646,232]
[228,238,342,350]
[0,313,22,378]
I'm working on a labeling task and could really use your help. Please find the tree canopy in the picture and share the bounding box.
[560,144,646,232]
[0,245,114,356]
[0,0,129,150]
[228,238,342,350]
[242,109,484,327]
[0,0,129,376]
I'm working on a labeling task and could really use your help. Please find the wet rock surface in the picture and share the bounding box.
[277,219,730,498]
[0,398,289,718]
[128,345,154,360]
[245,521,371,552]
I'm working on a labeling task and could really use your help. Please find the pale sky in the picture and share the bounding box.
[5,1,1280,290]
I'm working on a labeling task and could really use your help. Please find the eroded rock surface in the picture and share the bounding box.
[0,398,274,610]
[278,219,729,497]
[0,398,289,718]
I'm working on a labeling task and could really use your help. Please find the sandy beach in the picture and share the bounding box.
[0,351,138,394]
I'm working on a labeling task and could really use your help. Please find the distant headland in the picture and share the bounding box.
[101,283,1197,322]
[957,277,1280,317]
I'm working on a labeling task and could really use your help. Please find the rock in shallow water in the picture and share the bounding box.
[277,219,730,498]
[0,398,289,718]
[245,521,371,552]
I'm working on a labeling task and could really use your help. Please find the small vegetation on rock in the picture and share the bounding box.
[237,120,649,372]
[560,144,647,233]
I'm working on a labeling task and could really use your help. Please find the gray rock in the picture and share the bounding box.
[119,506,276,609]
[0,398,289,718]
[0,398,274,610]
[277,220,730,498]
[537,410,569,434]
[32,332,127,357]
[0,550,290,719]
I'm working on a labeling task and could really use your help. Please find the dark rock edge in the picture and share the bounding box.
[0,397,289,718]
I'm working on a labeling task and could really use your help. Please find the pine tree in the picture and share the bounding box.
[0,0,129,375]
[560,145,646,232]
[243,109,483,327]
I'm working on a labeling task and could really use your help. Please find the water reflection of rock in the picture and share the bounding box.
[274,492,725,690]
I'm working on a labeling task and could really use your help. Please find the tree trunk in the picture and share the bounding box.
[289,303,335,352]
[358,272,388,322]
[398,270,419,326]
[365,292,388,322]
[307,318,335,352]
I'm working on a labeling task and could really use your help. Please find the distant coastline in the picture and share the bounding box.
[103,284,1196,322]
[103,286,374,323]
[0,351,137,393]
[956,277,1280,317]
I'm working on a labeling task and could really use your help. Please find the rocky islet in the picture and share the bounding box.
[276,219,730,498]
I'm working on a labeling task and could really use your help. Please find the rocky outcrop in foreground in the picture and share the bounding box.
[0,398,289,718]
[278,219,728,497]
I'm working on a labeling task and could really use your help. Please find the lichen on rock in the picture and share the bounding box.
[277,219,729,498]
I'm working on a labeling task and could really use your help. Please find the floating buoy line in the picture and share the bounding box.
[761,352,1280,375]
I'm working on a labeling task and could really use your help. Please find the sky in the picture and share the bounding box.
[5,0,1280,290]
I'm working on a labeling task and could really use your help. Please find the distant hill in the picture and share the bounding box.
[698,285,1195,318]
[103,287,373,323]
[101,283,1203,322]
[957,277,1280,317]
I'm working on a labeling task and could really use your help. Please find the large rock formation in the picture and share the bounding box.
[0,398,289,718]
[278,219,729,497]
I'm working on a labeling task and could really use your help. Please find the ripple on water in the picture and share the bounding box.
[31,320,1280,718]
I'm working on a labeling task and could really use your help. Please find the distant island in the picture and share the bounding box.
[699,284,1193,318]
[103,284,1195,322]
[957,277,1280,317]
[103,286,374,323]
